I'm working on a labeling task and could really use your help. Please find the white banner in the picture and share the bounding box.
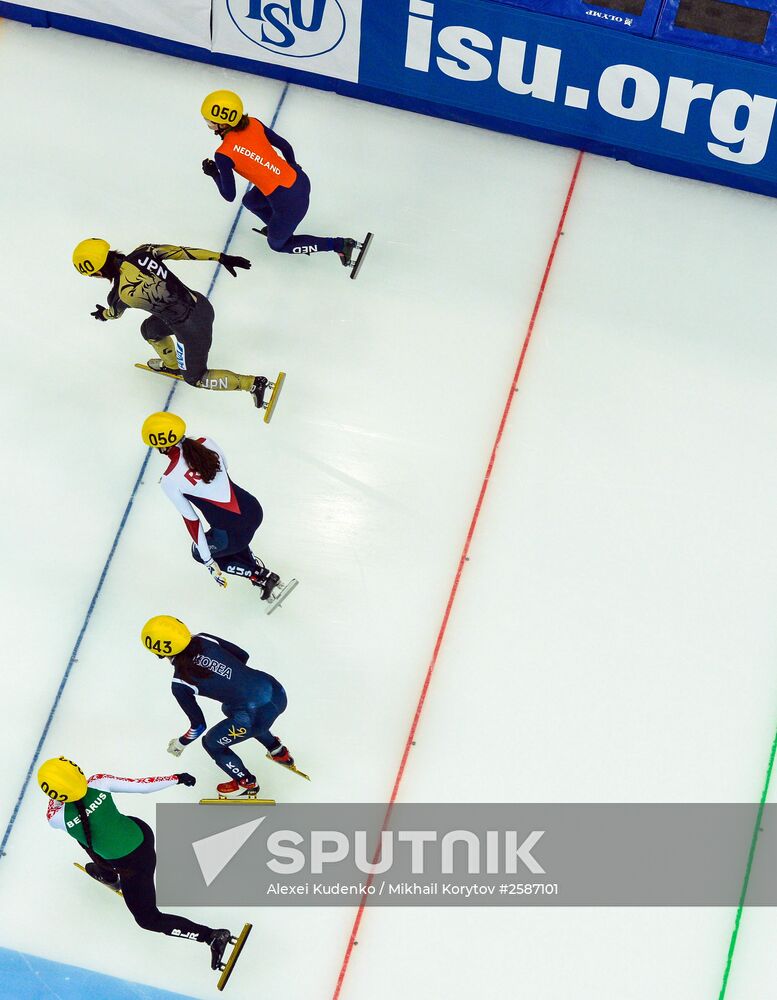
[10,0,212,49]
[211,0,363,83]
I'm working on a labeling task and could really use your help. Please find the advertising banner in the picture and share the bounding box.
[211,0,365,83]
[1,0,212,48]
[359,0,777,186]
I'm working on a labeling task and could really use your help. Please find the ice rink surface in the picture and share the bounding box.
[1,15,776,1000]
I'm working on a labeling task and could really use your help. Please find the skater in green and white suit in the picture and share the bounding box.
[38,756,233,969]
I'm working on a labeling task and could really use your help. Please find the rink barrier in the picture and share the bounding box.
[0,946,198,999]
[2,0,777,197]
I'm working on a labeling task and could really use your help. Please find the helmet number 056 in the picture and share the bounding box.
[148,431,176,447]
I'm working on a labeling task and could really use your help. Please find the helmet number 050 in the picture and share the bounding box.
[211,103,238,123]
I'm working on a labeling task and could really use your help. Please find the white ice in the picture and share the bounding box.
[0,17,776,1000]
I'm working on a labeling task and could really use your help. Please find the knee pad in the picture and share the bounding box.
[191,543,205,564]
[140,318,164,343]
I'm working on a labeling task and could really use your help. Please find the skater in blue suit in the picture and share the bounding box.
[141,616,298,797]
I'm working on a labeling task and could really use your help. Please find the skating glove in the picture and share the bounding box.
[220,254,251,277]
[205,558,228,588]
[202,158,219,178]
[91,304,108,321]
[176,773,196,787]
[167,738,185,757]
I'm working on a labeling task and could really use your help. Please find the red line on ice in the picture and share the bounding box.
[331,150,585,1000]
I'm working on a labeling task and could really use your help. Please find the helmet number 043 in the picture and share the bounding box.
[145,637,173,655]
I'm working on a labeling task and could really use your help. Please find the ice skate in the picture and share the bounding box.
[250,372,285,423]
[252,568,296,608]
[209,929,232,971]
[147,357,180,377]
[251,226,268,238]
[216,776,259,799]
[73,861,123,894]
[199,776,275,806]
[215,924,253,991]
[338,238,358,267]
[250,376,268,409]
[135,358,186,382]
[338,232,373,279]
[252,570,280,601]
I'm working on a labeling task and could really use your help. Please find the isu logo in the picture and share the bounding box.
[227,0,346,58]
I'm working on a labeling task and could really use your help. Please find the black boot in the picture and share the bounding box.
[208,928,232,971]
[337,238,357,267]
[252,226,268,238]
[85,862,121,890]
[250,376,268,408]
[256,571,280,601]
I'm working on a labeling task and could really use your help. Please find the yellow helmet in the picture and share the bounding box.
[141,412,186,450]
[141,616,191,657]
[37,757,87,803]
[201,89,243,127]
[73,238,110,276]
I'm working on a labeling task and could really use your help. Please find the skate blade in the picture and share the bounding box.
[266,754,310,781]
[73,862,123,896]
[263,371,285,424]
[350,232,373,280]
[266,578,299,615]
[199,797,276,806]
[217,923,252,991]
[134,362,185,382]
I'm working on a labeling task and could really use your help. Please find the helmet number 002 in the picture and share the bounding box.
[212,103,238,123]
[40,782,68,801]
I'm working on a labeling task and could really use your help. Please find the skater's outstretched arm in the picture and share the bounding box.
[264,126,298,169]
[44,773,180,828]
[88,774,181,794]
[141,244,222,263]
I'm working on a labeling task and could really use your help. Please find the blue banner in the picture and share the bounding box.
[360,0,777,187]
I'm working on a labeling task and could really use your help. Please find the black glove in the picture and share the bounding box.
[177,772,196,787]
[202,158,219,178]
[220,254,251,277]
[91,305,107,322]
